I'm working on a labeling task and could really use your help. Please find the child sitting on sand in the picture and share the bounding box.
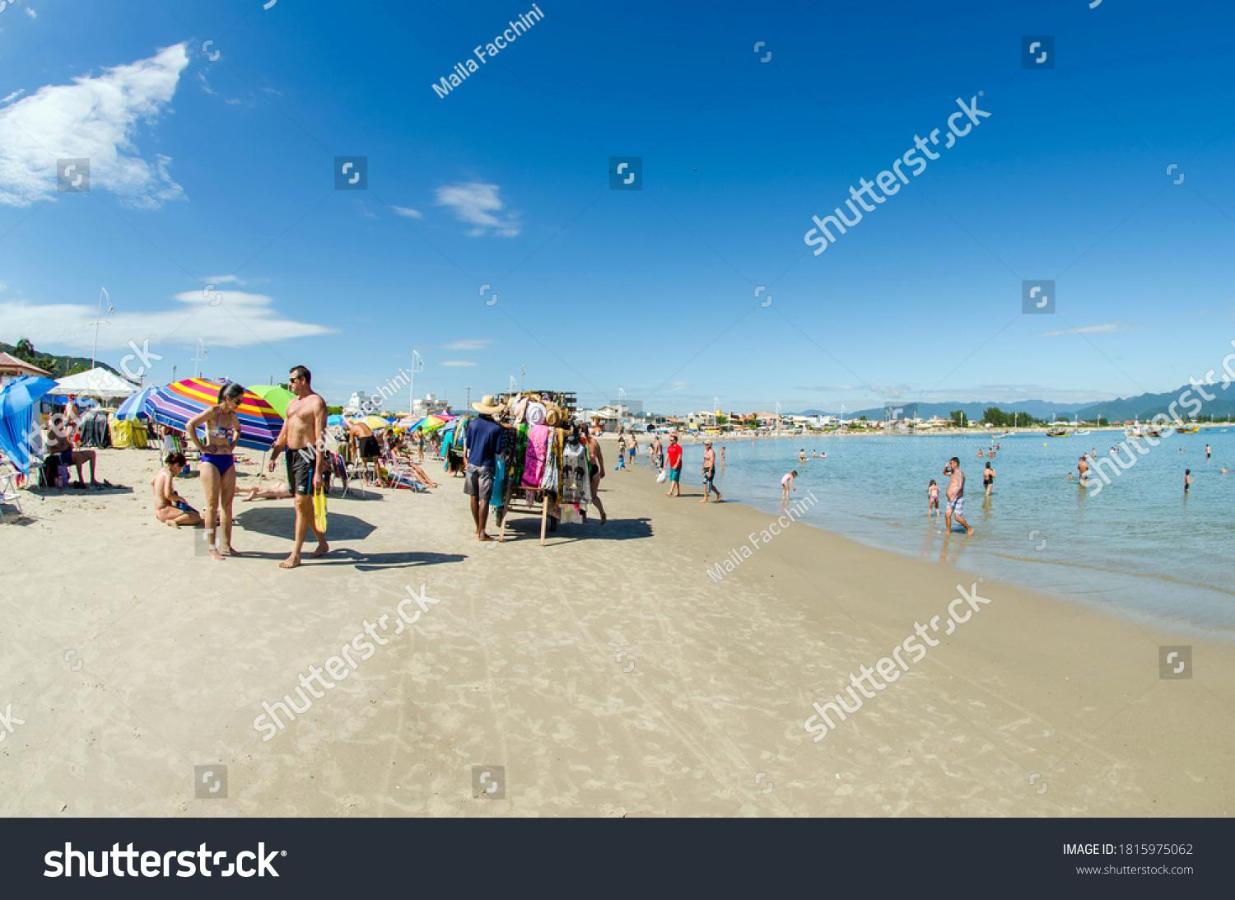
[153,452,203,527]
[927,479,939,517]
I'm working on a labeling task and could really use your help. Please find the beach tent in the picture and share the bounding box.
[0,375,57,474]
[327,414,345,427]
[47,367,139,402]
[150,378,284,451]
[247,384,296,418]
[114,386,158,421]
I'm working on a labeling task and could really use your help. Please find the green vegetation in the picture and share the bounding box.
[1,338,119,378]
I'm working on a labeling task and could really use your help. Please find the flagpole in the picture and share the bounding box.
[91,288,109,370]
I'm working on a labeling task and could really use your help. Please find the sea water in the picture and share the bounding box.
[665,430,1235,636]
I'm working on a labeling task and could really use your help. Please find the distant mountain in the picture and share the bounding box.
[797,400,1093,421]
[1077,385,1235,422]
[0,340,120,379]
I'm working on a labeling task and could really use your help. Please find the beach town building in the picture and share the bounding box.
[346,391,383,414]
[0,351,51,388]
[580,404,621,431]
[410,393,450,418]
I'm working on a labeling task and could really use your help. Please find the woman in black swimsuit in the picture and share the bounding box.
[983,460,996,497]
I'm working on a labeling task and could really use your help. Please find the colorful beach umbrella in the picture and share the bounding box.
[150,378,283,450]
[114,386,158,421]
[327,414,345,427]
[355,415,391,431]
[247,384,296,418]
[0,375,57,474]
[419,415,450,433]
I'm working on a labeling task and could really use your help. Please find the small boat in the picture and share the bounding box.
[1046,421,1070,437]
[1073,415,1090,437]
[1177,423,1199,434]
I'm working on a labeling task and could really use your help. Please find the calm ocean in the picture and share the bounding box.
[654,429,1235,636]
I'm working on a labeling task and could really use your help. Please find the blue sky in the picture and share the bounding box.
[1,0,1233,413]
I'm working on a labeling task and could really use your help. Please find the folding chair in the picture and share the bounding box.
[0,460,24,516]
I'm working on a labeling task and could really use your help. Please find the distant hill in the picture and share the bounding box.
[1077,385,1235,422]
[0,340,121,379]
[798,400,1093,421]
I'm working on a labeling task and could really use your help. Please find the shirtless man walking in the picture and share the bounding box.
[944,456,974,536]
[268,364,329,568]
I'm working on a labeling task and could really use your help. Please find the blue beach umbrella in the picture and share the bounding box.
[0,376,58,474]
[114,386,158,421]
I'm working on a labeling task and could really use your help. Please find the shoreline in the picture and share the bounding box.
[1,448,1231,816]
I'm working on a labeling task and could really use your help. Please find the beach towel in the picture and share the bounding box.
[522,424,550,487]
[492,456,508,510]
[560,443,590,505]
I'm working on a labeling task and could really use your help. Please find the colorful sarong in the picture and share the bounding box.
[522,424,550,487]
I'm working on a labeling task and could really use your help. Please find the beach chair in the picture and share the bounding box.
[0,460,23,516]
[374,460,427,492]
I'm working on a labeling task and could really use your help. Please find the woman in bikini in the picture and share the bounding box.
[187,382,244,560]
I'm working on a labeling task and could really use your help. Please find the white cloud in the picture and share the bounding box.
[1044,323,1123,337]
[0,42,188,208]
[0,90,25,105]
[203,274,244,285]
[441,360,478,367]
[441,338,490,351]
[0,288,333,352]
[390,205,423,219]
[25,7,37,18]
[434,181,520,237]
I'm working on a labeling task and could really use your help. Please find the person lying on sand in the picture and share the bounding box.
[243,482,294,501]
[153,452,203,527]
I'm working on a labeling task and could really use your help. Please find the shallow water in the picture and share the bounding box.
[661,429,1235,635]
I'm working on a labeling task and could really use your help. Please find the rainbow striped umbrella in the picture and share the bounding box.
[150,378,283,450]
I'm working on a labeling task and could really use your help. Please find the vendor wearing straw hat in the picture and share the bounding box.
[464,394,504,541]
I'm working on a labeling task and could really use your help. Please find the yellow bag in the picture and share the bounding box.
[313,486,328,533]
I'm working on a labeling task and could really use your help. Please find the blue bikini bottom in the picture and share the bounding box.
[200,453,235,475]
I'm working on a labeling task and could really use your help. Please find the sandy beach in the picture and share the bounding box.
[1,446,1232,817]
